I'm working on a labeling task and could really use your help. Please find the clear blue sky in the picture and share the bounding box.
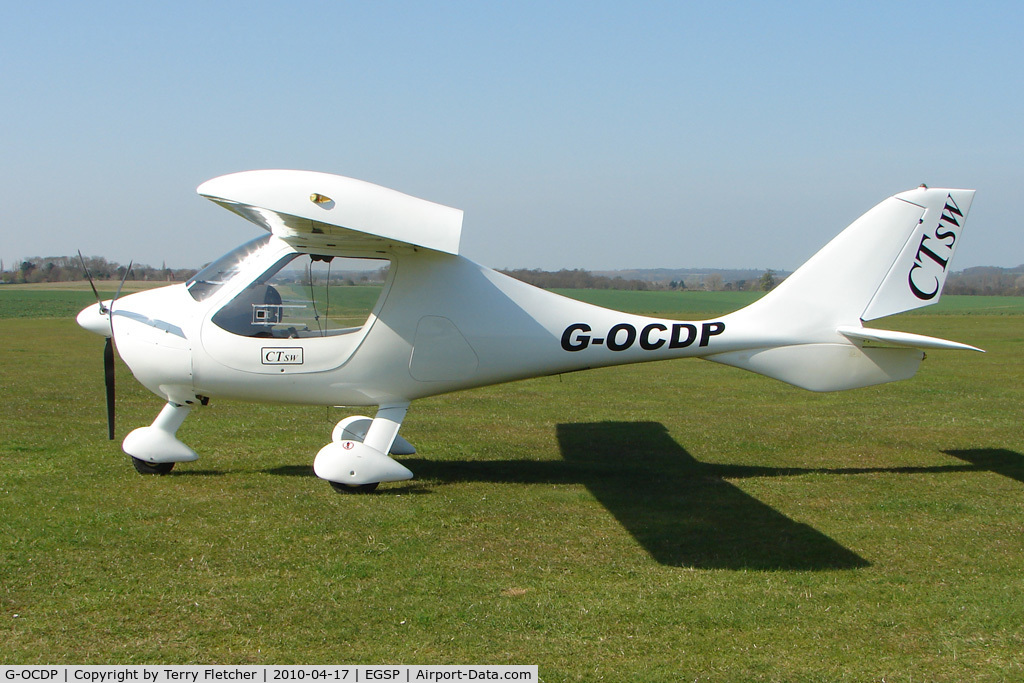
[2,1,1020,271]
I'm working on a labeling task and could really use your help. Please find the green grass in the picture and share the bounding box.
[0,289,119,319]
[1,288,1023,681]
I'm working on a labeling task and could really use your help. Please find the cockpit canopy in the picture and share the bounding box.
[188,236,390,339]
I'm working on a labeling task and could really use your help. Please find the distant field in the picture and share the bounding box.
[0,283,382,321]
[1,287,1022,679]
[5,282,1024,320]
[0,281,179,291]
[0,282,180,320]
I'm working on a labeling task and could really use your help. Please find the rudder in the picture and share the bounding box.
[862,188,974,320]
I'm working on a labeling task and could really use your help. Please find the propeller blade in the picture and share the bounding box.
[108,260,132,336]
[102,261,133,440]
[104,336,115,440]
[113,260,133,302]
[80,255,132,441]
[77,250,106,313]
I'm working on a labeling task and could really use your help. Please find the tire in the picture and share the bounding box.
[329,481,380,494]
[131,457,175,475]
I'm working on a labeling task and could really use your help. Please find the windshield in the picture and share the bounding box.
[186,235,272,301]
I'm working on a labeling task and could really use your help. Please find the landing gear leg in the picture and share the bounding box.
[122,402,200,473]
[314,402,414,492]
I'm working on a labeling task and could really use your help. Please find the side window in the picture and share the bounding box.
[212,253,391,338]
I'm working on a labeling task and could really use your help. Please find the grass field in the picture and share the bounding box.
[1,286,1023,680]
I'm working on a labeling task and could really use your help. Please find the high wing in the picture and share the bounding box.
[197,170,464,257]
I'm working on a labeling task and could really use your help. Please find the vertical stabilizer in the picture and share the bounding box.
[707,187,978,391]
[724,187,976,337]
[861,188,974,321]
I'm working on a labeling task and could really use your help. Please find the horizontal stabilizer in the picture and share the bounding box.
[837,326,983,352]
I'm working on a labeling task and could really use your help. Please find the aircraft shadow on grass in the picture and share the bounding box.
[552,421,869,571]
[258,425,1024,571]
[942,448,1024,486]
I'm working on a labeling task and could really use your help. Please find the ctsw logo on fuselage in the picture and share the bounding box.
[561,321,725,352]
[908,193,963,301]
[262,347,304,365]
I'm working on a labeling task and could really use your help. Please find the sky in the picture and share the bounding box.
[1,1,1021,272]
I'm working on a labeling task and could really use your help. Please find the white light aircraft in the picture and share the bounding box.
[77,171,980,492]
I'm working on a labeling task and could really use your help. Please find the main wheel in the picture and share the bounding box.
[131,457,175,475]
[329,481,380,494]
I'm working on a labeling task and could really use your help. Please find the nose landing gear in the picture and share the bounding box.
[123,402,200,474]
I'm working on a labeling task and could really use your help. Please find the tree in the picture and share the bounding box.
[758,269,777,291]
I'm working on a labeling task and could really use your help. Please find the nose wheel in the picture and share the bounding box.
[123,402,200,475]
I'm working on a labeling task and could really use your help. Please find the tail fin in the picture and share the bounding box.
[707,187,980,391]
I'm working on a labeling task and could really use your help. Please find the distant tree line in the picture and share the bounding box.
[499,267,782,292]
[0,256,783,292]
[5,255,1022,295]
[944,267,1024,296]
[497,265,1024,296]
[499,268,656,290]
[0,255,197,284]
